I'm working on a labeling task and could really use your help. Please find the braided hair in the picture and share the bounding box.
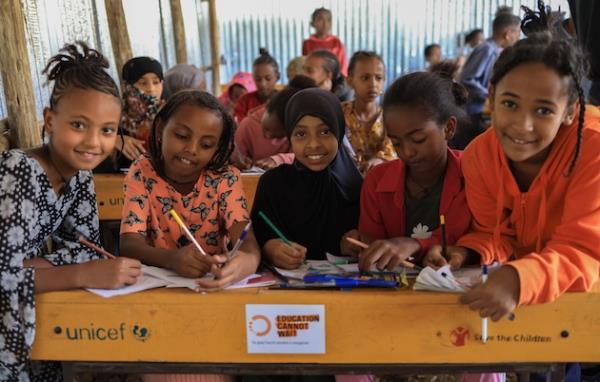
[490,1,588,175]
[147,90,235,176]
[43,41,120,109]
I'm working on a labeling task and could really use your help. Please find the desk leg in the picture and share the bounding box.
[62,362,76,382]
[549,363,565,382]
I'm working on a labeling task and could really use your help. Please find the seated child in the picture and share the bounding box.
[0,42,141,381]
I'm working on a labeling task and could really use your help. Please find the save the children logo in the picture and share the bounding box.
[248,315,272,336]
[450,326,470,347]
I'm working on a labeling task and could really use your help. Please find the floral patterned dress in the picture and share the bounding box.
[120,156,250,254]
[0,149,102,381]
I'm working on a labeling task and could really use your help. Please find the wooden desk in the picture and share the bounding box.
[31,285,600,379]
[94,173,261,221]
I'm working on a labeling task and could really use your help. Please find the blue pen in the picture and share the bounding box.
[228,221,252,261]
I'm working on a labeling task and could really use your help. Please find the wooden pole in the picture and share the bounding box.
[207,0,221,96]
[170,0,187,64]
[104,0,132,85]
[0,0,41,149]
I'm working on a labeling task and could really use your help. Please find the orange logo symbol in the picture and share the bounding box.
[248,315,271,336]
[450,327,469,346]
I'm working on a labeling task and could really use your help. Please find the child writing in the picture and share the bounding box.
[120,90,260,290]
[342,51,397,173]
[234,75,317,170]
[341,71,471,270]
[302,7,348,76]
[251,88,362,268]
[303,50,353,102]
[234,49,280,123]
[0,42,142,381]
[424,4,600,324]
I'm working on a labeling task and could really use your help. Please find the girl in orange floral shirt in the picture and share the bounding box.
[120,90,260,293]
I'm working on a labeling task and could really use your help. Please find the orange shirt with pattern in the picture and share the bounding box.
[342,101,397,167]
[120,156,250,254]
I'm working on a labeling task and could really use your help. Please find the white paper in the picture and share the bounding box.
[241,166,266,174]
[246,304,325,354]
[413,265,484,292]
[86,273,169,298]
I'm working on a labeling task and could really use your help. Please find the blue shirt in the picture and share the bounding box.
[459,39,500,115]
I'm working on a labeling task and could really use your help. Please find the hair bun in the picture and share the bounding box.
[259,47,270,56]
[450,82,468,107]
[43,41,109,82]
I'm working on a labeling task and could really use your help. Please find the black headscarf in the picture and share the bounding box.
[122,57,164,84]
[251,88,362,259]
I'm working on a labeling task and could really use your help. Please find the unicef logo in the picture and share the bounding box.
[132,325,150,341]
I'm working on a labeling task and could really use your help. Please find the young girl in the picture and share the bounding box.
[120,89,260,284]
[343,51,397,173]
[302,7,348,76]
[424,5,600,324]
[234,75,316,170]
[340,71,471,270]
[95,56,165,172]
[233,49,280,123]
[0,42,142,381]
[218,71,256,116]
[251,88,362,267]
[303,50,353,102]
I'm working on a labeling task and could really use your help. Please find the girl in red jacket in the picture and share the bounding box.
[341,71,472,271]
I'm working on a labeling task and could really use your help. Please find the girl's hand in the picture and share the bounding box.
[78,257,142,289]
[255,157,277,170]
[196,253,251,291]
[423,245,470,270]
[358,237,420,272]
[340,229,362,258]
[360,158,385,173]
[23,258,54,269]
[233,155,253,171]
[169,244,216,278]
[117,135,146,160]
[263,239,306,269]
[460,266,520,322]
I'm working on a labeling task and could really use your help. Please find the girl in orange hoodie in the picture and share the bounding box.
[424,5,600,322]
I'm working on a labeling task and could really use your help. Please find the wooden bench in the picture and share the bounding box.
[32,283,600,381]
[94,173,261,221]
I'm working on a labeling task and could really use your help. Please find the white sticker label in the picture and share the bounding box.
[245,304,326,354]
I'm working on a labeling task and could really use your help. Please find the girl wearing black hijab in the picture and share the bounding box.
[251,88,362,269]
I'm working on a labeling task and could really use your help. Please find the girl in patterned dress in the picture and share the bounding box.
[0,42,142,381]
[120,89,261,288]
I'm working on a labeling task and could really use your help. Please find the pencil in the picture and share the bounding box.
[345,237,420,270]
[78,235,116,259]
[440,214,447,259]
[258,211,292,245]
[481,264,489,343]
[168,209,207,256]
[228,221,252,261]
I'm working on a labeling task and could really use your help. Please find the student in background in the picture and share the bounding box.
[302,7,348,76]
[252,88,362,268]
[458,12,520,147]
[426,6,600,380]
[234,75,317,171]
[162,64,206,99]
[0,42,142,381]
[286,56,306,81]
[342,51,397,173]
[218,71,256,116]
[424,43,442,69]
[304,50,353,102]
[234,49,280,123]
[465,28,485,53]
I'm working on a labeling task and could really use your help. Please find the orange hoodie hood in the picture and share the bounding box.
[458,105,600,305]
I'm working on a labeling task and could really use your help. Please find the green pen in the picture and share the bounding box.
[258,211,292,246]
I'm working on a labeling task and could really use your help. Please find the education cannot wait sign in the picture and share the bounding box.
[245,304,326,354]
